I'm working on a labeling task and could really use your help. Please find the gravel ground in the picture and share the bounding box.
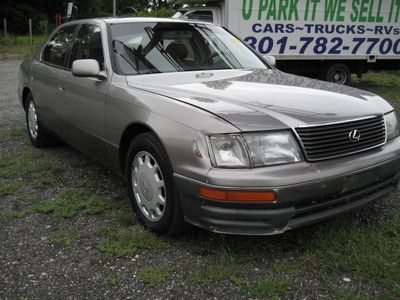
[0,60,399,299]
[0,60,25,130]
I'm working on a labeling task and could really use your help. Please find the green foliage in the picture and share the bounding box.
[38,19,52,35]
[0,35,46,46]
[190,246,295,298]
[85,195,121,215]
[32,189,123,219]
[138,265,174,286]
[113,209,134,226]
[98,226,169,257]
[49,230,78,246]
[106,274,124,286]
[0,127,26,138]
[191,248,240,285]
[3,210,30,220]
[33,189,87,218]
[135,8,175,18]
[301,216,400,294]
[352,71,400,113]
[251,275,291,300]
[0,182,22,196]
[0,1,176,35]
[0,147,63,184]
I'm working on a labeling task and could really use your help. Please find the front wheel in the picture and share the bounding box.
[25,93,57,148]
[126,132,188,235]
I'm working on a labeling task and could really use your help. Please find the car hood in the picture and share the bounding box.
[126,69,393,131]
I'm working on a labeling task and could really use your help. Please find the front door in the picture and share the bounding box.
[58,23,108,162]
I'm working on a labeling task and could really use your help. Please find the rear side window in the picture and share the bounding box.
[42,25,77,67]
[68,24,104,70]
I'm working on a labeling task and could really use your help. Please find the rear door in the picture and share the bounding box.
[31,25,78,133]
[57,23,108,162]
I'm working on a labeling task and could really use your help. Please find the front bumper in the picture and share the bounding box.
[175,138,400,235]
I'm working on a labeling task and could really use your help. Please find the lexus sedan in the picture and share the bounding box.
[19,18,400,235]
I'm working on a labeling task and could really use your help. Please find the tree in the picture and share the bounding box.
[0,0,176,35]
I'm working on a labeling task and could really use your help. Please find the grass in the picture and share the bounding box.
[3,210,30,220]
[33,189,87,218]
[113,209,135,226]
[49,230,78,247]
[31,189,126,219]
[191,248,242,285]
[0,147,64,183]
[0,34,46,60]
[251,275,291,300]
[190,248,295,298]
[106,274,124,286]
[0,181,22,196]
[0,127,26,138]
[352,71,400,112]
[137,265,175,287]
[98,226,169,257]
[2,188,125,222]
[85,195,121,215]
[301,216,400,297]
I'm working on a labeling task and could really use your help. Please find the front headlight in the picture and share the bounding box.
[384,112,399,141]
[209,134,250,167]
[243,132,302,166]
[209,132,302,168]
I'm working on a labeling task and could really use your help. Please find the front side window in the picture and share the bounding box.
[110,22,269,75]
[185,10,213,23]
[42,25,77,67]
[68,24,104,69]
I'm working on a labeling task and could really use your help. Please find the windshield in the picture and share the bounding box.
[110,22,269,75]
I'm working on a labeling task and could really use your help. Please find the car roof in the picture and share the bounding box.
[66,17,212,26]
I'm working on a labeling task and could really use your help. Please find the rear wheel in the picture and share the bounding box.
[25,93,57,148]
[126,132,188,235]
[321,63,351,85]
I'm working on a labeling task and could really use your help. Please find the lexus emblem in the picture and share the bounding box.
[349,129,361,142]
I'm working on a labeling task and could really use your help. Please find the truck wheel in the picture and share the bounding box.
[126,132,189,236]
[321,63,351,85]
[25,93,57,148]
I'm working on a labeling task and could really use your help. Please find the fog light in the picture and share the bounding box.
[199,187,277,203]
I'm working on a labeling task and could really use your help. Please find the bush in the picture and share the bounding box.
[38,19,52,36]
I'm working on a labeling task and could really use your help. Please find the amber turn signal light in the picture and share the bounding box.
[199,187,277,203]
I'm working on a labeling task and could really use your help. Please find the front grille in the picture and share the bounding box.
[294,115,386,161]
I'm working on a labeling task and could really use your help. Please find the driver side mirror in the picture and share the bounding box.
[72,59,106,80]
[263,55,276,67]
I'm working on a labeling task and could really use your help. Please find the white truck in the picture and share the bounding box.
[170,0,400,84]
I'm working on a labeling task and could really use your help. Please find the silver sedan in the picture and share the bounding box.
[19,18,400,235]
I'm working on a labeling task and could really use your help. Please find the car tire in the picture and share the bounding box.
[126,132,189,235]
[321,63,351,85]
[25,93,57,148]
